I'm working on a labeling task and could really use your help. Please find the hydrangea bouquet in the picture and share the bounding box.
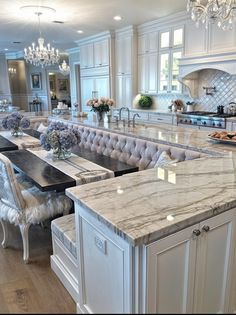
[2,112,30,137]
[40,121,80,160]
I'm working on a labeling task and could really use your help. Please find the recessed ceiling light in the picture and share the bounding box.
[4,48,8,51]
[77,30,84,34]
[113,15,122,21]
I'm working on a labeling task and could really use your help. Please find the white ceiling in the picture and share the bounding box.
[0,0,187,54]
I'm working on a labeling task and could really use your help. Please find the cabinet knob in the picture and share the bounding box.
[193,229,201,237]
[202,225,210,233]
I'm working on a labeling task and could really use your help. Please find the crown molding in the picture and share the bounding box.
[75,30,115,45]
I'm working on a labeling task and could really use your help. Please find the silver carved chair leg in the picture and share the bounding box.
[19,223,31,264]
[0,219,9,249]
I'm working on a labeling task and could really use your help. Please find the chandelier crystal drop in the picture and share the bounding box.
[24,12,60,67]
[187,0,236,30]
[59,60,70,76]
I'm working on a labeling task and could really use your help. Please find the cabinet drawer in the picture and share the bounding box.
[149,114,173,124]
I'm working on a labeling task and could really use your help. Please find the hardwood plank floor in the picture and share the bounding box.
[0,221,76,314]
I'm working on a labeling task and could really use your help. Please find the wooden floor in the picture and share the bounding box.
[0,221,76,314]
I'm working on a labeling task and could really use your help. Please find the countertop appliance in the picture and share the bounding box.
[177,111,236,129]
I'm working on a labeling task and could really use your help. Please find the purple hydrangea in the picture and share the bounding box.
[1,112,30,131]
[20,117,30,129]
[40,122,80,152]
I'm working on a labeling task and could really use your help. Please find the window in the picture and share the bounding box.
[173,28,183,46]
[161,32,170,49]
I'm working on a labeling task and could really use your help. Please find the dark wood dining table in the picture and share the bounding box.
[24,128,139,177]
[2,149,76,192]
[0,135,18,152]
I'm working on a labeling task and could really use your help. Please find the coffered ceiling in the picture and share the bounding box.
[0,0,186,54]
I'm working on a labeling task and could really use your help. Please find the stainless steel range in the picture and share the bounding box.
[177,111,235,129]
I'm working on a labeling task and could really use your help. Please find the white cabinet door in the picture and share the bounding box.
[80,77,94,111]
[116,35,132,75]
[80,43,94,69]
[116,75,132,108]
[184,21,207,57]
[138,53,158,94]
[209,23,236,53]
[147,53,158,94]
[138,32,158,55]
[138,55,147,93]
[95,76,110,98]
[146,224,198,314]
[94,39,109,67]
[194,209,236,314]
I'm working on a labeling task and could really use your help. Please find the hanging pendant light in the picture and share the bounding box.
[23,10,60,67]
[59,60,70,76]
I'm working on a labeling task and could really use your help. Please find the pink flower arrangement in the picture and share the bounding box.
[86,97,115,113]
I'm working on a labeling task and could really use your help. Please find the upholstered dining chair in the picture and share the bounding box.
[0,153,72,263]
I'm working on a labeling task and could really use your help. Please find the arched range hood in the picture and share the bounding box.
[178,52,236,99]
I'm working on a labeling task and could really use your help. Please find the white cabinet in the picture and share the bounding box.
[80,43,94,69]
[116,35,132,75]
[138,31,158,55]
[138,53,158,94]
[115,27,137,109]
[116,75,132,108]
[146,209,236,314]
[94,39,109,67]
[80,38,110,70]
[146,224,198,313]
[184,21,207,57]
[148,113,173,124]
[184,19,236,57]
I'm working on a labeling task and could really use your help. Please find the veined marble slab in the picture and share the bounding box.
[28,148,114,185]
[0,130,40,149]
[66,154,236,246]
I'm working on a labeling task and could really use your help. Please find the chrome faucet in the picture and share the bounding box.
[132,113,140,128]
[119,107,130,124]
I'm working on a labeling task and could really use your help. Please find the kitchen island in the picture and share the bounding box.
[53,114,236,313]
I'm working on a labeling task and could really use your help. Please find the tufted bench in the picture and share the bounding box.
[48,120,206,170]
[51,214,78,302]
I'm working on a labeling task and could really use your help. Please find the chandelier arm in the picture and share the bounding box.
[192,4,207,12]
[225,2,236,19]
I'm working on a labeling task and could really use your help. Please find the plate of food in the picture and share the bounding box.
[208,131,236,144]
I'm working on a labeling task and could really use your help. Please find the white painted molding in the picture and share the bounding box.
[5,51,24,60]
[75,30,115,46]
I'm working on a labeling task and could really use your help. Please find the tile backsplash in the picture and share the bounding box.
[145,69,236,112]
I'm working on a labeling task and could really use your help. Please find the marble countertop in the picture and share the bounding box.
[61,113,236,246]
[67,153,236,246]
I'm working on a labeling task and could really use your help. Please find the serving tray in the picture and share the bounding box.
[207,135,236,144]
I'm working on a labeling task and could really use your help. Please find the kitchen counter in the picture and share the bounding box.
[63,113,236,245]
[67,153,236,245]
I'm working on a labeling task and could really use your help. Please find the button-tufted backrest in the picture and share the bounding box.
[49,119,205,170]
[0,153,26,211]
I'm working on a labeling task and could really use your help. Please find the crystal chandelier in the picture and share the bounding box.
[187,0,236,30]
[24,11,60,67]
[59,60,70,76]
[8,67,16,74]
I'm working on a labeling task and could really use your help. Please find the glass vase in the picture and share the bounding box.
[11,127,23,137]
[52,147,72,160]
[96,111,106,122]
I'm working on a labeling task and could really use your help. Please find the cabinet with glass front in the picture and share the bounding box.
[159,27,184,93]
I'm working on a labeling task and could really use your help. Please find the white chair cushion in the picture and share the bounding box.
[0,175,72,225]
